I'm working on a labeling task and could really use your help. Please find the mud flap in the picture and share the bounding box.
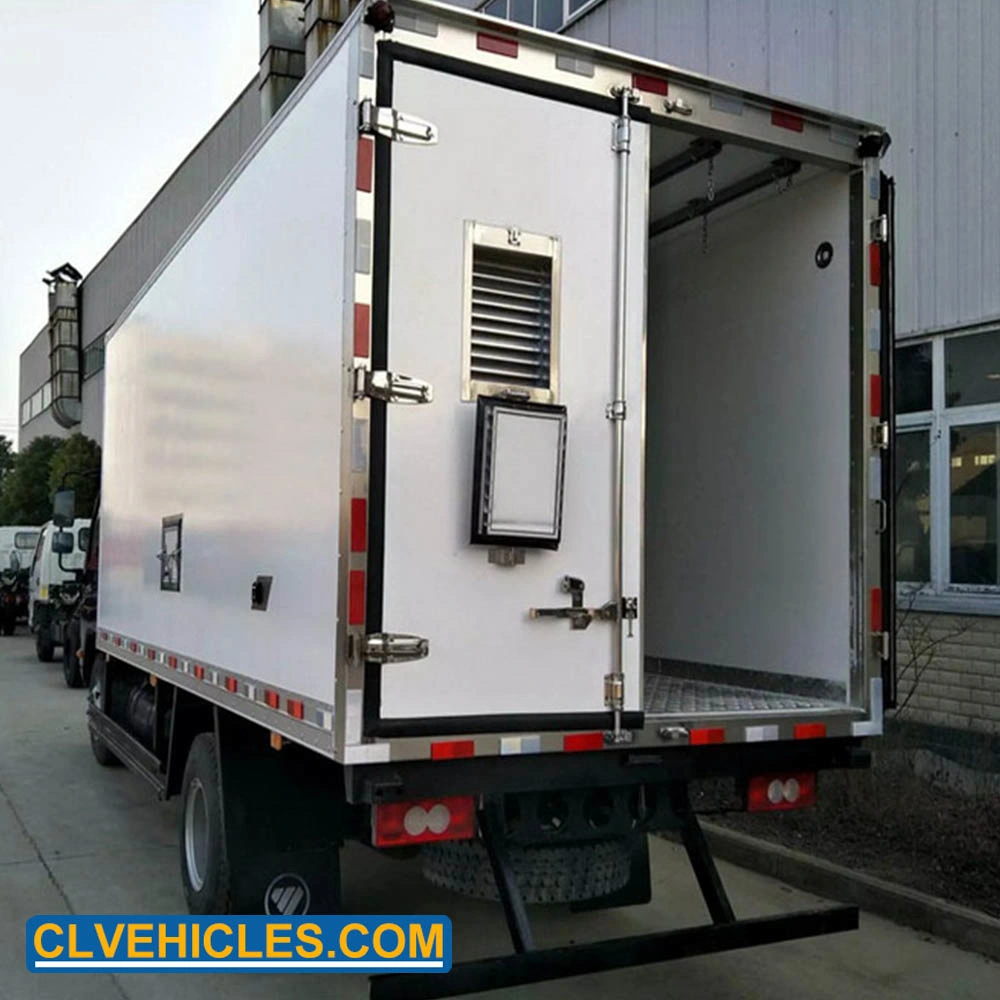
[215,709,344,915]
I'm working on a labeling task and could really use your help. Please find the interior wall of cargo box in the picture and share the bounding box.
[644,169,851,696]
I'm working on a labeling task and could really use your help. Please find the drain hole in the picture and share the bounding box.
[537,794,569,833]
[584,789,615,830]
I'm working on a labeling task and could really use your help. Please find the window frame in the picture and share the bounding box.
[477,0,606,32]
[897,325,1000,612]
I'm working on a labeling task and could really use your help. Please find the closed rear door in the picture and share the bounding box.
[367,54,647,734]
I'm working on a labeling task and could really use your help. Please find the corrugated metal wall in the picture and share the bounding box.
[566,0,1000,338]
[79,78,261,347]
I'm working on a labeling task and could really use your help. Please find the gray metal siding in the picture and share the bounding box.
[567,0,1000,338]
[79,78,261,347]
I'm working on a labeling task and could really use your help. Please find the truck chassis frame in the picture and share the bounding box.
[89,651,863,997]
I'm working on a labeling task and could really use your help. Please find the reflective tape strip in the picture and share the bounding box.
[500,735,541,755]
[745,725,780,742]
[477,32,518,58]
[632,72,667,95]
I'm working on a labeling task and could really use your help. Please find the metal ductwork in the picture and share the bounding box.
[259,0,306,122]
[304,0,362,70]
[44,263,83,429]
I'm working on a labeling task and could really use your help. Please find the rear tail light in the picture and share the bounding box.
[747,772,817,812]
[373,796,476,847]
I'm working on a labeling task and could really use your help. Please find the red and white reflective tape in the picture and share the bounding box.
[97,631,335,732]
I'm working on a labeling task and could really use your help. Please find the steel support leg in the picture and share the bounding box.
[671,785,736,924]
[478,799,534,954]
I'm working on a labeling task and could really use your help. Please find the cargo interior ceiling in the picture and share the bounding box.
[642,121,855,719]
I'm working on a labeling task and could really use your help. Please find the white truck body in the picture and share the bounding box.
[97,0,891,766]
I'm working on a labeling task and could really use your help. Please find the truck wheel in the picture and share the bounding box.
[180,733,231,915]
[36,630,54,662]
[62,627,83,688]
[423,838,632,904]
[87,658,121,767]
[1,617,14,636]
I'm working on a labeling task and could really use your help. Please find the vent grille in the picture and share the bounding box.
[470,246,552,390]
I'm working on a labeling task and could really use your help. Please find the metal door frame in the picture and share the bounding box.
[362,41,648,738]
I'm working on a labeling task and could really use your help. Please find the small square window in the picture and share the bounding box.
[160,516,182,592]
[470,396,568,549]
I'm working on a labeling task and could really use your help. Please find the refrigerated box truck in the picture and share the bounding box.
[72,1,896,993]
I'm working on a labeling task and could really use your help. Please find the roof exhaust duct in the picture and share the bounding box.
[305,1,362,70]
[259,0,306,122]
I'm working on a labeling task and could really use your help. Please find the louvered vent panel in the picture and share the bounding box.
[470,246,552,389]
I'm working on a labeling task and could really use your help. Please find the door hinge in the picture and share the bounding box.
[871,421,889,450]
[872,630,890,661]
[354,368,433,404]
[870,214,889,243]
[604,673,624,711]
[362,633,430,664]
[358,99,438,144]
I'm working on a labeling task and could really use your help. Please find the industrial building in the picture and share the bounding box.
[16,0,1000,743]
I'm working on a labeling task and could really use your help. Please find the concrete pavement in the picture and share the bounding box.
[1,633,997,999]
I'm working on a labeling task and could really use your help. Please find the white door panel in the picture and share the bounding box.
[378,64,646,723]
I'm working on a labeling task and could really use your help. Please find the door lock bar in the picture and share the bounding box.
[529,576,630,632]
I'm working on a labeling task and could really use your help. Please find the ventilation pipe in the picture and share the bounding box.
[259,0,306,122]
[43,263,83,429]
[304,0,362,70]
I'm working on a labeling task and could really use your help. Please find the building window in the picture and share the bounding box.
[479,0,600,31]
[19,380,55,426]
[896,326,1000,607]
[83,334,106,379]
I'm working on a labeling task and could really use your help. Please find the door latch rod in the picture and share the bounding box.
[529,576,617,631]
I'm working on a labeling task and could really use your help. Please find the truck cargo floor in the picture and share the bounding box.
[643,672,844,717]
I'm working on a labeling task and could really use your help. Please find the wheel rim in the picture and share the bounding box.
[184,778,209,892]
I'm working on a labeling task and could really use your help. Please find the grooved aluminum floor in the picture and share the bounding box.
[643,673,842,716]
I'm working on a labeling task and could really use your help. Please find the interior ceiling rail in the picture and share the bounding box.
[649,158,802,238]
[649,138,724,189]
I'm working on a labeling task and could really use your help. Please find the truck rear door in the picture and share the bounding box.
[364,51,647,735]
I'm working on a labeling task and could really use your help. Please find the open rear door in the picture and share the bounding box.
[364,48,647,736]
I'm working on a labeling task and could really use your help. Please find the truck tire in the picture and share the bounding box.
[180,733,231,915]
[62,625,83,688]
[87,658,122,767]
[422,838,632,904]
[1,615,14,636]
[35,629,54,663]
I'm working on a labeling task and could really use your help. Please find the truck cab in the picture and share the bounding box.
[30,518,90,662]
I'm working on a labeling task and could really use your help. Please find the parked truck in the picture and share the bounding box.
[0,526,39,635]
[65,2,896,994]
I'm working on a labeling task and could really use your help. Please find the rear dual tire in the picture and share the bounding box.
[180,733,231,914]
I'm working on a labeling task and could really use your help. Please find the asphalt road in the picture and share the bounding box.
[1,633,997,1000]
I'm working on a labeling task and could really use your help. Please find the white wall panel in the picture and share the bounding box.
[566,0,1000,337]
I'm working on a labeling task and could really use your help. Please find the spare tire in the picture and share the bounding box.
[422,838,631,904]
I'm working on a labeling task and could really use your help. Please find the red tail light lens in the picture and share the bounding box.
[748,772,817,812]
[373,796,476,847]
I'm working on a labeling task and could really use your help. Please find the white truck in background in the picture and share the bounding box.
[0,526,39,635]
[63,3,896,994]
[29,519,90,662]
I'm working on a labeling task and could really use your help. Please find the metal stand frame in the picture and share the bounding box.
[370,784,858,1000]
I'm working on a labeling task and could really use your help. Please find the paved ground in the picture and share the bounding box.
[1,633,997,1000]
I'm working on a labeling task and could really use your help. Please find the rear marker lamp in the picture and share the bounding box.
[373,796,476,847]
[748,772,817,812]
